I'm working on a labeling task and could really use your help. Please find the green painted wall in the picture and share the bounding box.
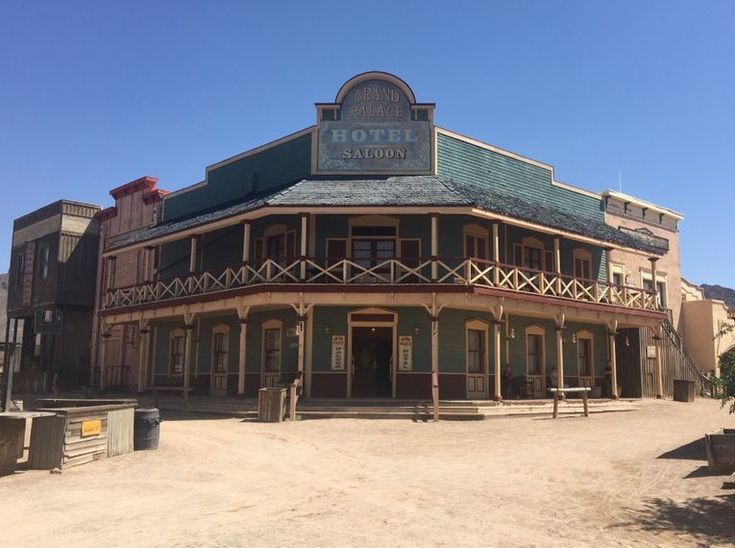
[437,132,604,221]
[163,132,312,222]
[438,309,496,373]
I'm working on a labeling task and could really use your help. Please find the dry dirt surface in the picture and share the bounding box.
[2,399,734,547]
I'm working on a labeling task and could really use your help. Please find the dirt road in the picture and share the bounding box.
[2,399,734,547]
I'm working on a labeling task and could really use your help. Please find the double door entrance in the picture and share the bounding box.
[351,327,393,398]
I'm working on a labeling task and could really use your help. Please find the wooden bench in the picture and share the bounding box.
[548,387,592,419]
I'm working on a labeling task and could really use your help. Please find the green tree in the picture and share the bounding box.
[713,321,735,413]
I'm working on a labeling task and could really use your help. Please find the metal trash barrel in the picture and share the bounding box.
[134,408,160,450]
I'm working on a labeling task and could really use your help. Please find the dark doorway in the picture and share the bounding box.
[616,327,642,398]
[352,327,393,398]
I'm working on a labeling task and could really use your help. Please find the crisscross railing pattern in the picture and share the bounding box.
[103,257,659,313]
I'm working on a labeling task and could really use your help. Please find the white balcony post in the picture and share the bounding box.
[300,213,308,281]
[649,257,659,309]
[554,237,561,294]
[431,214,438,282]
[492,223,500,285]
[493,312,502,401]
[189,236,199,273]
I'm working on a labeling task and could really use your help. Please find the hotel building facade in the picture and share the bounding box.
[93,72,694,401]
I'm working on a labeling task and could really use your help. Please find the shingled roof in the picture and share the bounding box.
[108,175,667,255]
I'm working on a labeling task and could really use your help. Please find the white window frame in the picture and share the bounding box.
[465,319,489,374]
[211,324,230,374]
[261,318,283,386]
[576,329,595,381]
[525,325,546,377]
[169,328,186,375]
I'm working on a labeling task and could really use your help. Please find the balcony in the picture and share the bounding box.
[102,257,660,313]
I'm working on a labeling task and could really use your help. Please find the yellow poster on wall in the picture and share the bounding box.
[81,419,102,437]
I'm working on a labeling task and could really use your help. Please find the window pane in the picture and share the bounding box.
[465,235,475,258]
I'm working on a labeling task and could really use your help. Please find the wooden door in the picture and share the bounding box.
[526,332,546,398]
[210,330,228,396]
[466,328,487,399]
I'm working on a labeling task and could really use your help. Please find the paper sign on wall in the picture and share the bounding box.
[399,335,413,371]
[646,345,658,359]
[331,335,345,371]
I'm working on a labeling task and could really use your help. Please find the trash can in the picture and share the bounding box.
[673,379,696,402]
[258,388,286,422]
[134,408,161,450]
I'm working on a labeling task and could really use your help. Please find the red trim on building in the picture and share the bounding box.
[143,189,169,205]
[109,176,159,200]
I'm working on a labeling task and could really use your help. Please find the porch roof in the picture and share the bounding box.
[107,176,667,255]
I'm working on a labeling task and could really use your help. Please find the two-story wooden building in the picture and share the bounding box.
[6,200,100,392]
[96,72,670,401]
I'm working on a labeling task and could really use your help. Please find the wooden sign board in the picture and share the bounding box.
[81,419,102,437]
[331,335,345,371]
[398,335,413,371]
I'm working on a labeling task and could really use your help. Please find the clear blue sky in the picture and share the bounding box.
[1,1,733,286]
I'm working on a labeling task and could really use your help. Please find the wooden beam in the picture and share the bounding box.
[237,303,250,395]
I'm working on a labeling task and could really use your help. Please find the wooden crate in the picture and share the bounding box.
[258,388,286,422]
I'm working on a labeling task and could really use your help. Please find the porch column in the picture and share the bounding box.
[300,214,308,281]
[555,315,565,391]
[608,321,619,400]
[305,306,314,398]
[137,320,150,393]
[183,314,196,409]
[492,223,500,285]
[431,312,439,421]
[554,237,562,294]
[189,236,199,273]
[1,317,10,411]
[99,324,112,391]
[430,214,438,282]
[297,313,308,373]
[649,257,659,309]
[493,319,502,401]
[237,305,250,395]
[653,326,664,398]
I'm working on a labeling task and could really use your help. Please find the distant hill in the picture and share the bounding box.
[702,284,735,309]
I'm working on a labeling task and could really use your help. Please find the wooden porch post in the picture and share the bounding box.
[555,314,565,392]
[431,214,438,282]
[99,324,112,391]
[300,214,308,281]
[183,312,195,410]
[608,320,619,400]
[237,304,250,396]
[493,318,502,401]
[653,325,664,399]
[189,236,199,273]
[649,257,659,309]
[137,320,150,393]
[425,293,442,421]
[554,237,562,294]
[492,223,500,285]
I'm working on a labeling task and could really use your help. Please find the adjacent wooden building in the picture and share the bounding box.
[6,200,100,392]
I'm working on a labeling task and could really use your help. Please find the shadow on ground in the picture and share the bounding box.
[614,495,735,545]
[657,438,706,461]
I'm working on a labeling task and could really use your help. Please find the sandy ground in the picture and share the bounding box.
[2,399,734,547]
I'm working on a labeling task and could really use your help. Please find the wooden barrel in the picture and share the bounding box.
[258,388,286,422]
[134,408,160,450]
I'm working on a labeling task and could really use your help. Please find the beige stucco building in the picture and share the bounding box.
[679,278,735,376]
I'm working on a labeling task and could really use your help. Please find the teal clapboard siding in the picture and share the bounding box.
[163,132,312,222]
[436,132,604,221]
[439,309,495,373]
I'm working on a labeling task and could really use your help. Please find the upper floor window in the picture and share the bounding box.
[255,224,296,263]
[642,276,668,309]
[13,251,25,286]
[463,224,489,261]
[514,237,552,272]
[573,249,592,281]
[39,244,50,280]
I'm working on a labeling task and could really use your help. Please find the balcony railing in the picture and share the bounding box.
[102,257,659,312]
